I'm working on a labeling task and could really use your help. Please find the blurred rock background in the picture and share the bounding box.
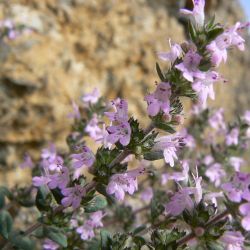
[0,0,250,185]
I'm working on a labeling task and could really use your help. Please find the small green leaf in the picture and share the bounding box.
[206,15,216,30]
[206,241,224,250]
[188,20,197,42]
[132,225,146,235]
[0,210,13,239]
[133,235,146,247]
[0,193,5,209]
[144,151,164,161]
[207,27,224,41]
[0,186,12,199]
[100,229,111,250]
[9,231,35,250]
[154,122,176,133]
[156,62,165,81]
[35,186,50,211]
[85,195,107,213]
[44,226,67,247]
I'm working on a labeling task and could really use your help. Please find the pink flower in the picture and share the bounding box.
[153,135,183,167]
[32,176,50,187]
[226,128,239,146]
[61,185,86,209]
[180,129,196,149]
[190,173,203,204]
[208,108,226,133]
[20,153,34,169]
[89,211,104,228]
[205,163,226,187]
[106,121,131,146]
[67,101,81,120]
[76,211,104,240]
[41,144,57,161]
[47,167,69,190]
[71,146,95,169]
[229,157,244,171]
[243,110,250,125]
[239,202,250,231]
[219,231,245,250]
[222,172,250,203]
[96,124,112,149]
[207,22,246,67]
[141,187,153,202]
[76,222,95,240]
[105,98,128,122]
[106,167,145,201]
[43,239,59,250]
[144,82,172,117]
[105,99,131,146]
[161,160,189,185]
[41,144,63,172]
[192,71,221,108]
[165,188,194,216]
[82,88,100,104]
[157,40,182,63]
[203,155,214,166]
[204,192,224,207]
[175,49,204,82]
[85,114,102,140]
[180,0,205,27]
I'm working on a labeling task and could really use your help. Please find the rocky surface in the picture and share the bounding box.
[0,0,249,185]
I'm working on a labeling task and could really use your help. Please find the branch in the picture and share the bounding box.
[3,122,155,249]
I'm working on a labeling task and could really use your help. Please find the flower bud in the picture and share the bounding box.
[172,115,184,125]
[194,227,205,237]
[163,114,172,122]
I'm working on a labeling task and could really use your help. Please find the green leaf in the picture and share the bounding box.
[206,15,216,30]
[0,186,12,199]
[85,195,107,213]
[0,187,12,209]
[154,122,176,133]
[207,27,224,42]
[9,232,35,250]
[133,236,146,247]
[188,20,197,42]
[0,210,13,239]
[35,186,50,211]
[100,229,111,250]
[132,225,146,235]
[144,151,164,161]
[95,183,116,204]
[150,191,166,220]
[0,192,5,209]
[156,62,165,81]
[44,226,67,247]
[206,241,224,250]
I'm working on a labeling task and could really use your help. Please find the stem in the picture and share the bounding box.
[23,222,42,237]
[108,149,131,168]
[205,209,229,228]
[176,232,195,246]
[2,223,42,250]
